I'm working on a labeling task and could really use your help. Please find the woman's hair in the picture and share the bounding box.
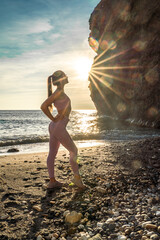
[47,70,66,98]
[52,70,66,86]
[47,76,53,98]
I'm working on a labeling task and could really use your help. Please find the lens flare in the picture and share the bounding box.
[100,40,117,51]
[133,40,147,51]
[92,69,132,85]
[89,37,99,52]
[93,48,132,67]
[100,40,109,50]
[117,102,126,112]
[108,40,117,50]
[147,107,158,118]
[115,29,127,39]
[89,74,115,115]
[145,67,159,85]
[91,72,123,99]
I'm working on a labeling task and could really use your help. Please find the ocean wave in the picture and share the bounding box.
[0,136,49,147]
[1,130,160,147]
[0,133,105,147]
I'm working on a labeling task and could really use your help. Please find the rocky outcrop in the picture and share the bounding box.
[88,0,160,128]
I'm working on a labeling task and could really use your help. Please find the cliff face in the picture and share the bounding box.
[88,0,160,128]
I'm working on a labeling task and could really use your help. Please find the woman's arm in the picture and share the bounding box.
[57,102,71,119]
[40,92,57,122]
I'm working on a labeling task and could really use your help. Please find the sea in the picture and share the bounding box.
[0,110,160,155]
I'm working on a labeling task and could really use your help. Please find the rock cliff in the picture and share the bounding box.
[88,0,160,128]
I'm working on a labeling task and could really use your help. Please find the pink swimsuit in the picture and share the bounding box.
[47,95,79,178]
[54,95,70,112]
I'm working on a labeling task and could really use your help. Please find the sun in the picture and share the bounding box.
[74,57,93,80]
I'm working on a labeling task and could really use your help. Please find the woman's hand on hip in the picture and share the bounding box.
[53,114,64,122]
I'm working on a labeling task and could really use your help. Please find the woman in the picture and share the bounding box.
[41,70,85,189]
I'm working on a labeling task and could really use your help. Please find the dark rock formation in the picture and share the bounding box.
[7,148,19,153]
[88,0,160,128]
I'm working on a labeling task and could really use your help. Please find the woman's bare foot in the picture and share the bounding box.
[72,174,86,189]
[47,180,63,189]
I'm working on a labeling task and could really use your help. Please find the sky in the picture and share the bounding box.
[0,0,100,110]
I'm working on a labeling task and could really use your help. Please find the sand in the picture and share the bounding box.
[0,138,160,239]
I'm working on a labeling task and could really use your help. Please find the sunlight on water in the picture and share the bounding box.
[0,110,160,155]
[72,110,98,135]
[78,116,95,134]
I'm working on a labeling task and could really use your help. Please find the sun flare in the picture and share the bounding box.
[74,57,93,80]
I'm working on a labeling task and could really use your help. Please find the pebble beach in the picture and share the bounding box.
[0,137,160,240]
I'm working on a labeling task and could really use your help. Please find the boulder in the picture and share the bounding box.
[88,0,160,128]
[7,148,19,153]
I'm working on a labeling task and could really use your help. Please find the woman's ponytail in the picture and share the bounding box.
[47,76,53,112]
[47,76,53,97]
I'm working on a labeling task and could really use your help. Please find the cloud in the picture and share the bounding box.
[34,39,45,45]
[0,18,54,57]
[16,19,53,35]
[49,33,61,40]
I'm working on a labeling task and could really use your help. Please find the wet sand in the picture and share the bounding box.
[0,138,160,240]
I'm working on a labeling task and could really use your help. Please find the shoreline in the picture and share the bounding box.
[0,137,160,239]
[1,135,160,156]
[0,140,107,156]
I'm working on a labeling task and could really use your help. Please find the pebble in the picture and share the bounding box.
[151,206,158,211]
[141,237,149,240]
[0,214,9,220]
[113,211,119,216]
[117,235,127,240]
[7,148,19,152]
[33,205,43,212]
[146,232,155,237]
[79,232,90,240]
[65,211,82,224]
[150,234,160,240]
[89,234,102,240]
[96,187,106,194]
[124,228,132,235]
[37,236,43,240]
[52,233,59,239]
[142,221,152,228]
[78,224,85,231]
[155,211,160,217]
[105,218,114,224]
[109,233,118,239]
[97,222,104,228]
[64,210,70,217]
[145,224,157,231]
[108,223,116,231]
